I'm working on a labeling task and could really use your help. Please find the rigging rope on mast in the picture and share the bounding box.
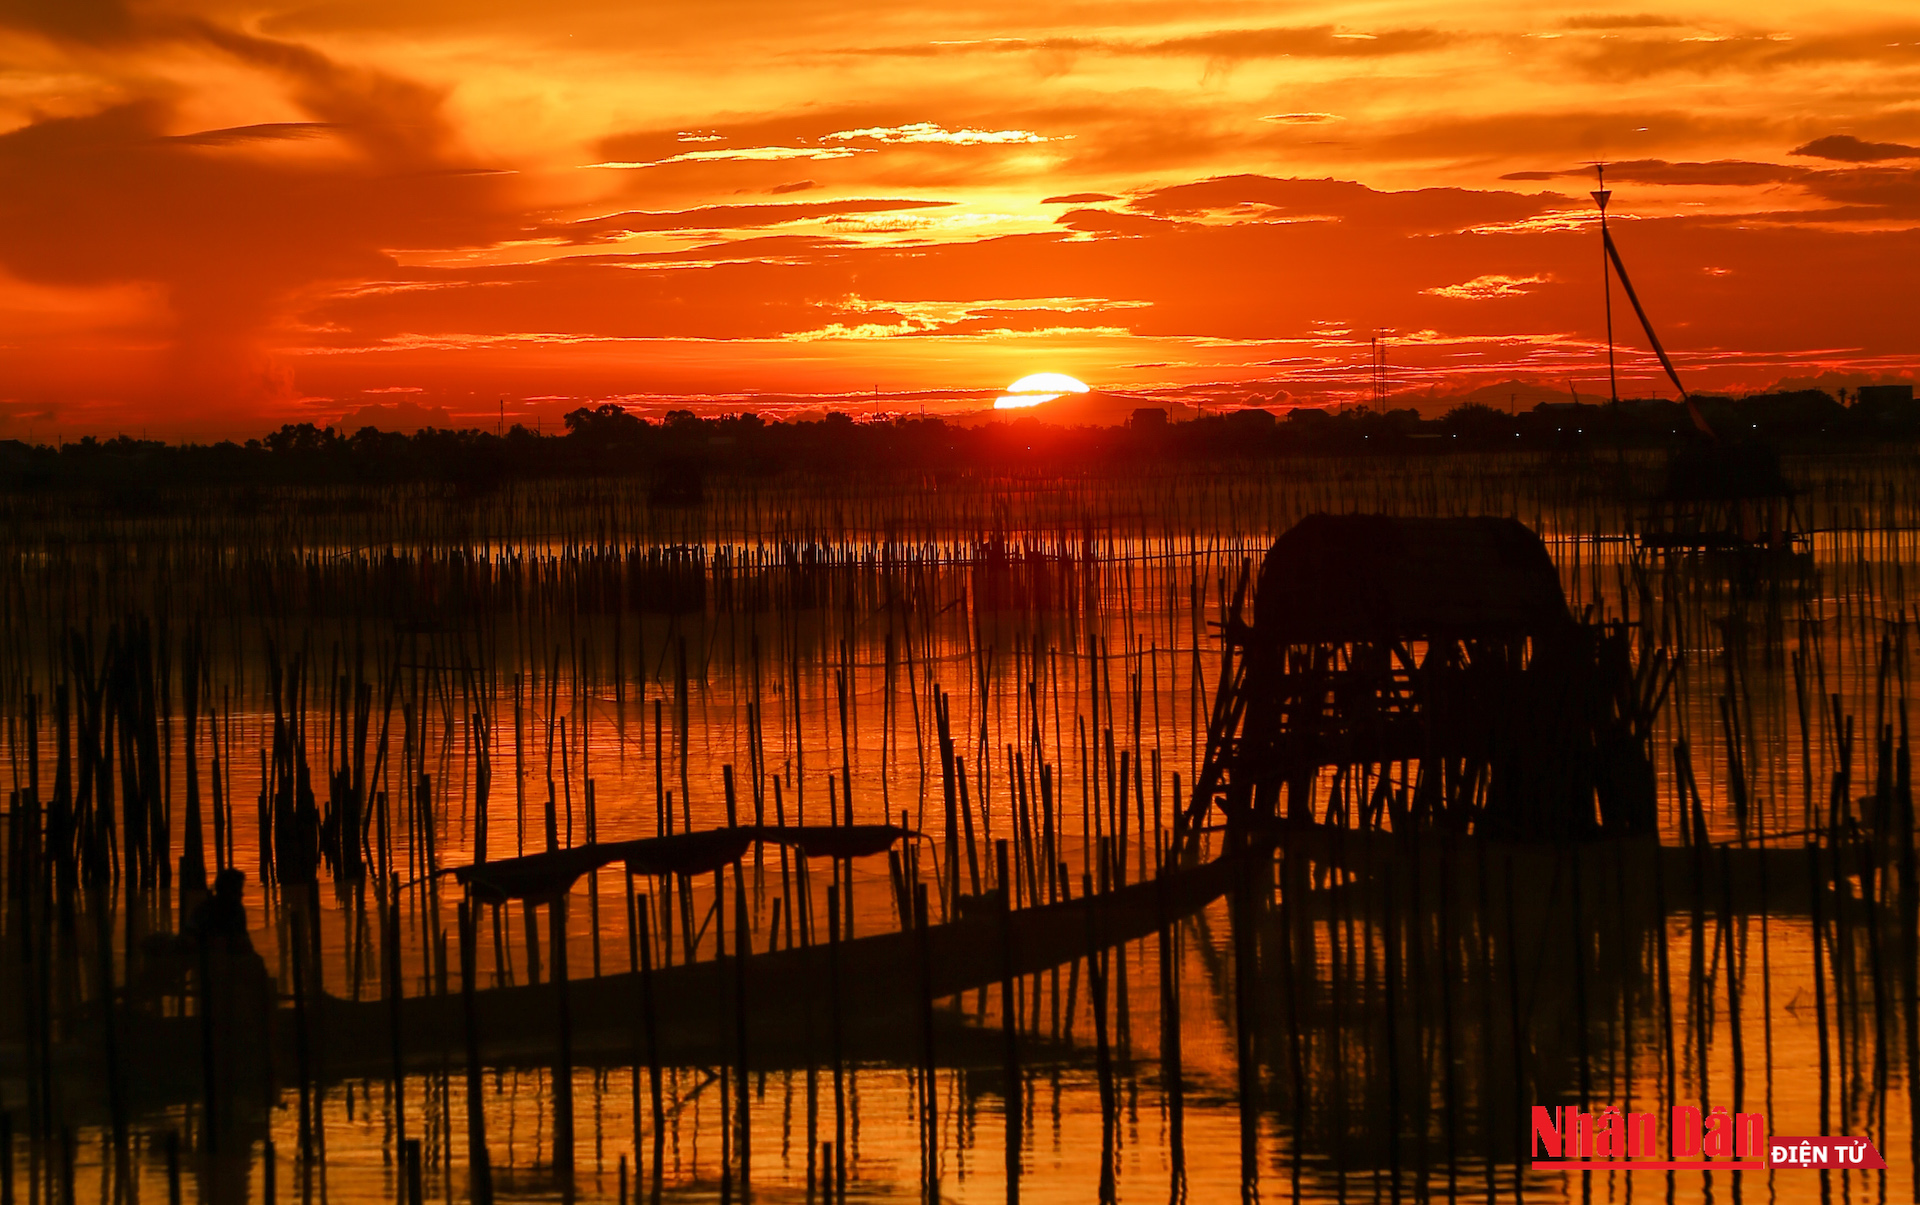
[1601,225,1716,439]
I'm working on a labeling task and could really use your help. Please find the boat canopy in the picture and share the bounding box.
[451,824,914,903]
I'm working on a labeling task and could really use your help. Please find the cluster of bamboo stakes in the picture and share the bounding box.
[0,449,1918,1204]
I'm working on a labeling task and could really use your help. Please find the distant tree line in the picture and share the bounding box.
[4,388,1914,498]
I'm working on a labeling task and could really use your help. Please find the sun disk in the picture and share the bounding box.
[994,372,1089,410]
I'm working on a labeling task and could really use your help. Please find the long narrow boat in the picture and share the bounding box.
[13,838,1247,1124]
[32,832,1241,1117]
[303,839,1249,1075]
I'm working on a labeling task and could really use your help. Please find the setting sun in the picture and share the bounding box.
[994,373,1092,410]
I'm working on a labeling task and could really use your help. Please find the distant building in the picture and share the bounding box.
[1130,407,1168,429]
[1858,384,1914,408]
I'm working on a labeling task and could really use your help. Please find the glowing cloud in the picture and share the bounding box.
[1423,274,1551,300]
[588,147,866,169]
[823,123,1053,145]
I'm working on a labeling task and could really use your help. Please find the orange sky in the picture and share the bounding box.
[3,0,1918,437]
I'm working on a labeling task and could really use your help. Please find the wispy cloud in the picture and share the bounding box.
[844,25,1457,61]
[1560,13,1684,29]
[1423,274,1550,300]
[166,122,337,146]
[588,147,868,168]
[823,122,1054,145]
[544,199,953,242]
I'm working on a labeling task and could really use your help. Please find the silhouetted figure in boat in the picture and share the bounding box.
[135,869,269,1000]
[188,870,274,1142]
[117,869,275,1146]
[186,869,259,957]
[188,870,271,1024]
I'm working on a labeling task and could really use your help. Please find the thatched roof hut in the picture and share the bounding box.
[1185,513,1666,843]
[1642,440,1805,562]
[1254,514,1571,644]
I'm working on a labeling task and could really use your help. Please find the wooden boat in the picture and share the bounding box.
[303,840,1251,1075]
[22,829,1250,1114]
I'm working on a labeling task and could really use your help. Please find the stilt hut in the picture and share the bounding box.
[1183,514,1669,843]
[1638,440,1807,561]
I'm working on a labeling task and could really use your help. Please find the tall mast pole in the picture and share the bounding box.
[1593,164,1618,405]
[1379,330,1387,411]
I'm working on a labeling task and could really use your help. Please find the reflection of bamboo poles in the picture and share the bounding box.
[1248,837,1658,1177]
[456,900,492,1205]
[1154,855,1185,1195]
[6,454,1920,1201]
